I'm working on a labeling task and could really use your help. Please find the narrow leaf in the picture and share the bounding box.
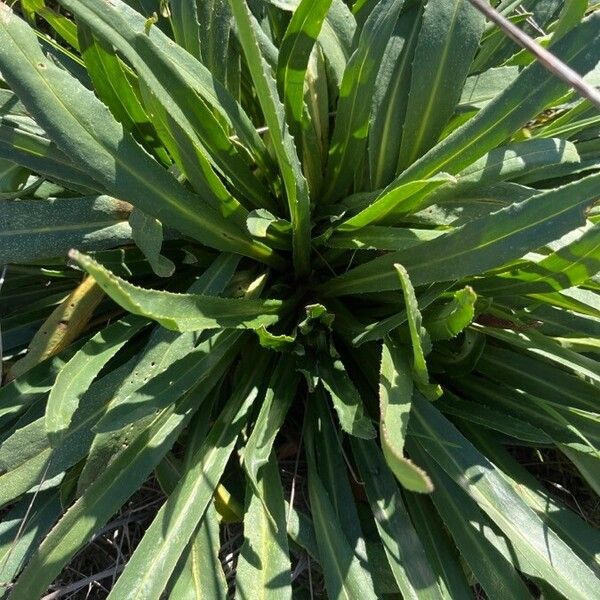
[394,264,441,399]
[244,354,299,500]
[105,356,267,600]
[353,438,446,599]
[70,251,283,332]
[379,340,432,492]
[277,0,333,136]
[396,0,484,170]
[0,5,278,266]
[323,0,405,201]
[0,195,132,264]
[45,314,147,446]
[411,445,533,600]
[317,352,376,439]
[229,0,311,275]
[322,172,600,295]
[394,12,600,182]
[170,0,202,59]
[8,360,233,600]
[236,453,292,600]
[411,394,600,600]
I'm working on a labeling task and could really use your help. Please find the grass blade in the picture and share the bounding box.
[379,340,433,492]
[105,355,268,600]
[45,315,147,446]
[322,172,600,295]
[396,0,484,170]
[0,196,132,264]
[71,251,284,332]
[229,0,312,276]
[412,394,600,600]
[236,453,292,599]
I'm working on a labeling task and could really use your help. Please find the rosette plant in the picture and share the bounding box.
[0,0,599,597]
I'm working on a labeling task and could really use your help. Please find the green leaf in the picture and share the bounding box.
[0,490,62,593]
[352,438,440,599]
[317,352,376,439]
[560,445,600,497]
[396,0,484,170]
[78,255,240,489]
[553,0,587,40]
[352,282,452,346]
[475,324,600,386]
[422,287,476,341]
[0,5,278,266]
[129,208,175,278]
[368,3,422,188]
[428,138,580,205]
[244,354,298,502]
[411,394,600,600]
[411,445,533,600]
[325,225,444,251]
[379,339,432,492]
[316,0,356,97]
[336,175,454,230]
[198,0,232,83]
[457,66,520,110]
[7,361,232,599]
[169,0,201,59]
[77,22,169,165]
[96,330,242,431]
[0,196,132,264]
[305,413,378,600]
[0,115,103,195]
[467,425,600,576]
[309,394,371,548]
[450,376,600,453]
[235,453,292,600]
[44,314,147,446]
[476,345,597,414]
[394,264,441,399]
[404,493,473,599]
[71,251,284,332]
[395,12,600,182]
[322,172,600,296]
[229,0,311,276]
[436,392,552,445]
[277,0,333,136]
[0,340,84,428]
[323,0,405,201]
[105,355,267,600]
[255,326,297,351]
[60,0,273,213]
[475,222,600,296]
[0,119,99,192]
[0,418,50,481]
[0,157,28,193]
[0,327,238,510]
[168,502,227,600]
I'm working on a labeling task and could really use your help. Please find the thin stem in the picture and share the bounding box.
[468,0,600,109]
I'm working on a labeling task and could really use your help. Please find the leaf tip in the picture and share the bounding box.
[68,248,81,262]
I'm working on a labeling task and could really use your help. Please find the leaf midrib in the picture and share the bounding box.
[402,0,464,167]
